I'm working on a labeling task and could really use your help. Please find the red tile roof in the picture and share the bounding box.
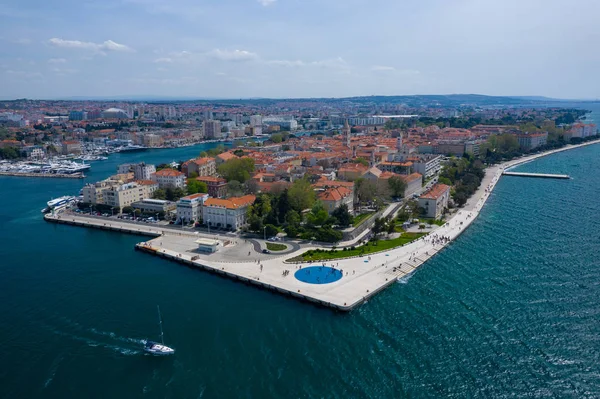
[153,168,184,177]
[204,195,256,210]
[420,184,450,200]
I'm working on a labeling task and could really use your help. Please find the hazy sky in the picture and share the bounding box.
[1,0,599,99]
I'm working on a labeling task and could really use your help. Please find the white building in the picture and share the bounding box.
[250,115,262,127]
[118,162,156,180]
[83,180,158,210]
[176,193,208,223]
[418,184,451,219]
[410,155,442,179]
[203,120,222,139]
[202,195,256,231]
[151,168,186,189]
[131,199,176,214]
[102,108,129,119]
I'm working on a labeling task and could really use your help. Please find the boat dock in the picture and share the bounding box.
[502,171,570,179]
[0,172,85,179]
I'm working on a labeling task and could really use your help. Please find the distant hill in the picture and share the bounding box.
[19,93,595,106]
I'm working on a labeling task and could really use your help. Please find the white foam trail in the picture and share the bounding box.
[89,328,146,344]
[44,354,64,388]
[396,273,413,284]
[52,329,141,356]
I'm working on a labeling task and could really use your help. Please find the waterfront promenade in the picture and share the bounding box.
[45,139,600,311]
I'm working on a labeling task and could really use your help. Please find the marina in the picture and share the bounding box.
[0,171,84,178]
[40,139,600,311]
[42,139,600,311]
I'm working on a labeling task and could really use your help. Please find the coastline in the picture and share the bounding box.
[43,138,600,311]
[0,171,85,179]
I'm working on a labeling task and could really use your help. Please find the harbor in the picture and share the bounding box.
[0,171,85,178]
[42,139,600,311]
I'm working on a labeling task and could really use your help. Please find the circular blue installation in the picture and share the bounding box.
[295,266,343,284]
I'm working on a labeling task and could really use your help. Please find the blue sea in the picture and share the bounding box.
[1,109,600,398]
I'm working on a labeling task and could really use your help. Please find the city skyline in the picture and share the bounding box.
[1,0,600,100]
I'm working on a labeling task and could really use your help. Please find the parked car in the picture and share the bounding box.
[262,249,271,254]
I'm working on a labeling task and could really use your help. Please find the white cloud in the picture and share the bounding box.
[5,70,43,79]
[52,68,78,75]
[208,49,258,62]
[266,57,349,69]
[310,57,348,69]
[153,57,173,63]
[48,38,133,53]
[101,40,132,52]
[267,59,305,67]
[257,0,277,6]
[14,38,32,45]
[371,65,396,71]
[48,58,67,64]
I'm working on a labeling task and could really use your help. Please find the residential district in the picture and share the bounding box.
[3,96,599,308]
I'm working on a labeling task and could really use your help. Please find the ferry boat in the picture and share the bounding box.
[42,196,76,213]
[144,306,175,356]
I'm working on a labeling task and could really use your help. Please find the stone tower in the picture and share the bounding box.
[342,119,351,147]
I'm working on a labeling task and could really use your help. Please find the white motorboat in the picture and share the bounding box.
[144,306,175,356]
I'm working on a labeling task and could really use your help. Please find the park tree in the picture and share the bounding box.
[306,202,329,227]
[352,157,369,167]
[244,179,260,194]
[331,204,352,227]
[187,179,208,195]
[217,157,255,183]
[372,217,387,237]
[355,178,377,207]
[270,133,283,143]
[152,188,167,200]
[287,178,316,212]
[264,224,278,238]
[227,180,244,197]
[285,209,301,226]
[386,218,396,235]
[388,175,407,198]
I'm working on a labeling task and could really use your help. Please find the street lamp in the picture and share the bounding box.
[264,225,266,241]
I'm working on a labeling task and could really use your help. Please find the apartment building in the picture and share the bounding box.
[202,195,256,231]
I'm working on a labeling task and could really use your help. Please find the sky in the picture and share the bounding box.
[1,0,599,100]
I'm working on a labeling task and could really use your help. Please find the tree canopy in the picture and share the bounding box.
[187,179,208,195]
[387,175,407,198]
[217,157,255,183]
[287,178,316,212]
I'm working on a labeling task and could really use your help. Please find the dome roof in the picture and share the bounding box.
[104,107,126,113]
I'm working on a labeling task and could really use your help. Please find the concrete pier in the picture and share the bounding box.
[0,171,85,179]
[502,171,570,179]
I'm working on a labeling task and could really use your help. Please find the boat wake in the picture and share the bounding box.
[43,318,145,356]
[44,353,64,388]
[89,328,147,345]
[52,329,142,356]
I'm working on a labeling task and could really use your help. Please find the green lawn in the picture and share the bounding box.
[289,232,426,262]
[420,218,445,226]
[352,212,374,227]
[266,242,287,251]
